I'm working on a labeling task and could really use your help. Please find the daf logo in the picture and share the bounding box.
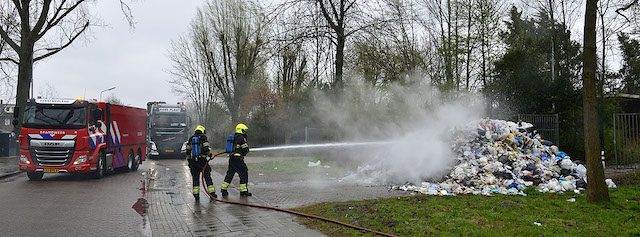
[44,142,60,146]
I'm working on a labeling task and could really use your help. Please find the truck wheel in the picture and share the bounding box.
[132,154,140,171]
[27,172,43,181]
[127,152,134,172]
[93,151,105,179]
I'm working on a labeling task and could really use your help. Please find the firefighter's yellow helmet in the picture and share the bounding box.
[195,125,206,134]
[235,123,248,134]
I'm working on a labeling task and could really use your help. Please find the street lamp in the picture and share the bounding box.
[99,87,116,101]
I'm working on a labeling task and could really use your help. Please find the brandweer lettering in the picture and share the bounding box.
[40,131,65,135]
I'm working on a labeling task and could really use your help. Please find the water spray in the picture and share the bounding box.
[249,141,395,152]
[201,152,398,237]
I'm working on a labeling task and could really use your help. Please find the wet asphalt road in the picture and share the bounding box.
[0,156,411,237]
[0,166,150,237]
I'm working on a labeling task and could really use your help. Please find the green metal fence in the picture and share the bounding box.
[613,113,640,169]
[518,114,560,146]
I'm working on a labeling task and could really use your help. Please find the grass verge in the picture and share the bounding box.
[295,175,640,237]
[247,157,358,177]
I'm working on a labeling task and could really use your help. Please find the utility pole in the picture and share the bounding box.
[549,0,556,112]
[549,0,555,83]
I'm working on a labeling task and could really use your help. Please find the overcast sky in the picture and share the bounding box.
[30,1,202,108]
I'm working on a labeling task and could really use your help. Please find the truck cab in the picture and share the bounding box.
[146,102,188,158]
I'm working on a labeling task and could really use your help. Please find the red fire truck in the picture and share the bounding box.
[16,98,147,180]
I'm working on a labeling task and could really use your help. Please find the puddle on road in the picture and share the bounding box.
[132,179,151,237]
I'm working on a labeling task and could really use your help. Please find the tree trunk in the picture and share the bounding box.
[335,32,345,89]
[465,0,472,91]
[599,11,606,96]
[583,0,609,203]
[13,43,34,137]
[446,0,453,88]
[454,1,460,91]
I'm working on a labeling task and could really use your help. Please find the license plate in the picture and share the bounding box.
[166,150,174,152]
[44,168,59,173]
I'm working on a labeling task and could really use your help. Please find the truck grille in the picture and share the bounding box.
[31,148,74,166]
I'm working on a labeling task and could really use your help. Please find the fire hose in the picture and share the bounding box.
[201,152,397,237]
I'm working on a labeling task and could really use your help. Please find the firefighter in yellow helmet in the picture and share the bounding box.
[185,125,217,200]
[221,123,251,196]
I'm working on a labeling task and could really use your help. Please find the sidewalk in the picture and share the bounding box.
[0,156,19,179]
[145,159,325,237]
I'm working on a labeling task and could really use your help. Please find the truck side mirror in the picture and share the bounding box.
[13,106,19,119]
[96,109,104,121]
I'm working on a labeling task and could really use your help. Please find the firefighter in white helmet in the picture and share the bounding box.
[186,125,217,200]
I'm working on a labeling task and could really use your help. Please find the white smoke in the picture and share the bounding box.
[313,76,486,184]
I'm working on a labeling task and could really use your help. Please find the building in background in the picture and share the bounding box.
[0,101,16,156]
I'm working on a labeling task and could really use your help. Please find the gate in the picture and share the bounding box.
[613,113,640,169]
[518,114,560,145]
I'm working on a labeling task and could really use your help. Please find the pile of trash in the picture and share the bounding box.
[391,119,617,196]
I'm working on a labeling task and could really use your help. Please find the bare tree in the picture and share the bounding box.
[269,7,312,101]
[597,0,630,95]
[280,0,388,89]
[475,0,503,89]
[415,0,476,91]
[583,0,610,203]
[36,81,58,98]
[350,0,428,87]
[0,0,133,136]
[104,93,124,106]
[172,0,269,125]
[168,34,218,130]
[275,42,308,102]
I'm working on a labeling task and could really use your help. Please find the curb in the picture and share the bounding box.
[0,171,21,180]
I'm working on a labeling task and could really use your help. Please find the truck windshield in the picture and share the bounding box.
[152,114,186,128]
[22,105,87,129]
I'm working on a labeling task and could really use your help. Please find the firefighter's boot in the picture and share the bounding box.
[193,186,200,201]
[239,183,252,196]
[207,185,217,198]
[221,182,230,197]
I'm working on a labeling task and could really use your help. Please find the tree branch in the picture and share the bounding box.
[0,27,19,52]
[11,0,21,12]
[37,0,86,40]
[32,0,53,38]
[34,20,89,61]
[44,0,68,34]
[616,0,638,22]
[119,0,136,28]
[345,18,395,37]
[345,0,356,14]
[0,57,19,64]
[318,0,339,30]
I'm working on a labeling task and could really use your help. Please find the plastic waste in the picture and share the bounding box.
[307,160,330,168]
[557,151,568,159]
[308,160,321,167]
[387,118,600,196]
[605,179,617,188]
[575,165,587,176]
[561,181,576,192]
[560,159,573,169]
